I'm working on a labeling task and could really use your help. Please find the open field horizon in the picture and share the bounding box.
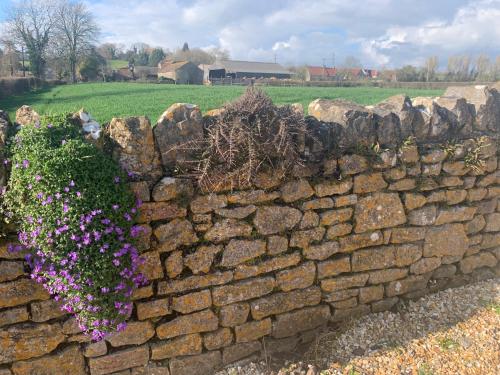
[0,82,444,124]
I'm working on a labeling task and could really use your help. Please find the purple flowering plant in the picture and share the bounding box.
[2,115,146,340]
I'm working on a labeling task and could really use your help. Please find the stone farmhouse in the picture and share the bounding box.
[157,60,204,85]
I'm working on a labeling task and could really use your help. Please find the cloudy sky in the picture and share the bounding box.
[1,0,500,68]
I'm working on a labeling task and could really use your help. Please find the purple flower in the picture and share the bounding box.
[22,159,29,168]
[112,204,119,211]
[69,180,75,187]
[35,175,42,182]
[82,233,91,245]
[130,225,143,237]
[76,191,81,198]
[47,123,53,128]
[114,176,120,183]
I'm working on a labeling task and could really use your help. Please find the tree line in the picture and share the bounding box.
[0,1,498,83]
[1,0,98,83]
[393,55,500,82]
[98,42,229,69]
[0,0,228,82]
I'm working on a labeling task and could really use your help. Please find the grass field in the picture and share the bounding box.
[0,82,444,124]
[107,60,129,70]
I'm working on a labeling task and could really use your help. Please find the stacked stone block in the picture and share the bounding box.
[0,87,499,375]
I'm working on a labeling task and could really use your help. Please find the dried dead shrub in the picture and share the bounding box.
[176,88,307,192]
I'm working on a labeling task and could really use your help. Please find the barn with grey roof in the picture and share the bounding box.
[201,60,292,82]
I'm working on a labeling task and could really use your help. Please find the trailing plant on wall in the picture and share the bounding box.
[1,114,146,340]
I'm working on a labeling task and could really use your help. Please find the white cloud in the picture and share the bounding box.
[361,0,500,67]
[83,0,500,68]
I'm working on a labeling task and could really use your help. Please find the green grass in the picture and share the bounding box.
[0,82,443,124]
[107,60,129,70]
[417,363,434,375]
[438,337,459,350]
[486,301,500,314]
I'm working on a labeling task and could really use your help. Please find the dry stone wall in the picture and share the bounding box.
[0,85,499,375]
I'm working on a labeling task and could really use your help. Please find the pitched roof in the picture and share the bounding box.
[210,60,291,75]
[307,66,337,76]
[158,60,191,73]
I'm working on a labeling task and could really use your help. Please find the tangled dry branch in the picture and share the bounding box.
[176,88,307,192]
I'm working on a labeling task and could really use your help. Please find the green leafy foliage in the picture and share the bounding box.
[2,114,145,340]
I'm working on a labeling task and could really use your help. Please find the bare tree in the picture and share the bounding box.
[97,43,118,60]
[54,0,99,83]
[447,55,472,81]
[0,39,20,76]
[494,56,500,81]
[205,47,230,62]
[4,0,56,78]
[424,56,438,82]
[172,47,215,65]
[131,42,151,54]
[475,54,492,82]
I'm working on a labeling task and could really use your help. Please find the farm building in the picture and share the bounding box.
[157,60,203,84]
[305,66,378,81]
[305,66,338,81]
[201,60,292,82]
[336,68,378,80]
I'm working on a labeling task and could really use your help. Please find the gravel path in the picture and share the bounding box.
[218,278,500,375]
